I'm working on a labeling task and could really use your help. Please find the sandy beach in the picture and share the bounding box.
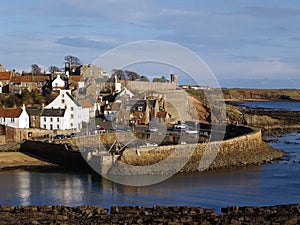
[0,152,57,171]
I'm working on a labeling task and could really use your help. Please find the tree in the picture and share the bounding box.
[64,55,81,65]
[49,66,61,73]
[111,69,126,80]
[31,64,41,75]
[152,76,169,83]
[139,76,150,82]
[111,69,143,81]
[125,70,140,80]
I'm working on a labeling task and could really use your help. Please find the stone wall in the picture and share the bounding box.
[127,80,176,92]
[21,127,284,175]
[115,129,283,175]
[1,204,300,224]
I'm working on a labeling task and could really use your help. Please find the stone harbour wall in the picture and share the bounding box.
[1,204,300,224]
[115,129,284,175]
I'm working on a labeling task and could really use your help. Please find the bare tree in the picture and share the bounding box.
[111,69,126,80]
[125,70,140,80]
[64,55,81,65]
[31,64,41,75]
[49,66,61,73]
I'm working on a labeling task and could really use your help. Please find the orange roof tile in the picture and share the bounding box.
[0,108,23,118]
[21,75,50,82]
[69,75,83,82]
[10,75,22,83]
[0,72,10,80]
[156,111,168,118]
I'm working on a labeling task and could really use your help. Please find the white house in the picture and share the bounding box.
[40,108,68,130]
[52,74,65,91]
[44,90,89,131]
[0,105,29,128]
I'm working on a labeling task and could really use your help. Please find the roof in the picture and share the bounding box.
[0,72,10,80]
[69,75,83,82]
[0,108,23,118]
[127,99,156,112]
[156,111,168,118]
[105,102,121,111]
[10,75,22,83]
[41,108,66,117]
[21,75,50,82]
[66,92,81,107]
[26,109,42,116]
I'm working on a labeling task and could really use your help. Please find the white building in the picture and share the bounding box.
[0,105,29,128]
[44,90,89,131]
[52,74,65,91]
[40,109,67,130]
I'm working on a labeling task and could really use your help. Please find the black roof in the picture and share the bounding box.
[26,108,42,116]
[127,99,156,112]
[41,109,66,117]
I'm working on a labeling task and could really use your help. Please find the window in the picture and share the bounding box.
[44,118,46,122]
[10,118,15,123]
[50,118,53,122]
[57,118,59,122]
[71,114,74,119]
[71,123,73,127]
[62,99,65,104]
[138,106,143,111]
[62,94,64,98]
[44,125,46,129]
[140,113,143,118]
[57,125,59,129]
[50,125,53,130]
[71,107,74,111]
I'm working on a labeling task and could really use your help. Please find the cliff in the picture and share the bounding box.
[222,88,300,101]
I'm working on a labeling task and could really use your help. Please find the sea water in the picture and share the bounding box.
[0,102,300,211]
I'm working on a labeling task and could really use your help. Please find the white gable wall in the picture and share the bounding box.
[45,90,83,131]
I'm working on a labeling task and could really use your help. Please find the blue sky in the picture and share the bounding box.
[0,0,300,88]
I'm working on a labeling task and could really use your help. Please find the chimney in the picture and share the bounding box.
[22,104,26,111]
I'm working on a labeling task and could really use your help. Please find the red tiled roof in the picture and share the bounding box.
[0,72,10,80]
[69,75,83,82]
[21,76,49,82]
[0,108,23,118]
[156,111,167,118]
[10,75,22,83]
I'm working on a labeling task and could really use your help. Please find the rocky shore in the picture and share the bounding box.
[1,204,300,224]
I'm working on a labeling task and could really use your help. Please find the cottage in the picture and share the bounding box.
[127,99,159,125]
[40,108,67,130]
[0,105,29,128]
[44,90,89,131]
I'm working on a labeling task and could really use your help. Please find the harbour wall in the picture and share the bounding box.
[112,128,283,175]
[20,126,284,175]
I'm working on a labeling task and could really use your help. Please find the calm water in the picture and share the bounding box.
[0,102,300,211]
[239,101,300,111]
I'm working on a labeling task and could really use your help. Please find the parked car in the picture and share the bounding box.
[54,134,66,139]
[69,133,77,137]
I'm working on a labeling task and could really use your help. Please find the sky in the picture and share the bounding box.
[0,0,300,88]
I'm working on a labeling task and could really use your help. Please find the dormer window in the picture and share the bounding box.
[138,106,143,111]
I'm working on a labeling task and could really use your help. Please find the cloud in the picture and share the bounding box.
[55,36,120,49]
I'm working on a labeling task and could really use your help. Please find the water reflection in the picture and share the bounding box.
[0,166,262,208]
[17,172,31,205]
[1,131,300,210]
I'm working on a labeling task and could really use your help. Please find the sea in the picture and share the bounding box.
[0,101,300,212]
